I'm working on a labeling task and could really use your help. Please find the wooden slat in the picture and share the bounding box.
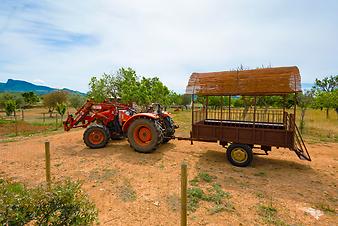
[186,66,301,95]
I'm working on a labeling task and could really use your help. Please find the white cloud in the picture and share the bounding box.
[0,0,337,93]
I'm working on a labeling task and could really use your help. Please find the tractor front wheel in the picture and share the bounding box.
[127,118,161,153]
[83,124,110,149]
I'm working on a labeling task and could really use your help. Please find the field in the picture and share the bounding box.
[0,107,337,225]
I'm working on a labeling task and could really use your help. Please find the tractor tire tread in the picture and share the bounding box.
[83,124,110,149]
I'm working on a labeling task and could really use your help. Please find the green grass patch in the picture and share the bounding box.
[199,172,214,182]
[187,182,234,213]
[0,119,15,124]
[189,172,216,186]
[257,203,287,226]
[255,191,265,199]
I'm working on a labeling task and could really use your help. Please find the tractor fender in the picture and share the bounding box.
[161,112,171,118]
[122,113,159,133]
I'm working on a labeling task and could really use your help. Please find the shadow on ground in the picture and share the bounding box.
[72,139,176,166]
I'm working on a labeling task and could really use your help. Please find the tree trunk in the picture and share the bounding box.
[326,108,329,119]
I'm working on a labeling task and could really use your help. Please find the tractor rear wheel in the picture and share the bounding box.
[83,124,110,149]
[128,118,162,153]
[162,116,175,143]
[226,143,253,167]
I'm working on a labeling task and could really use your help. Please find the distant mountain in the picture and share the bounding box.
[0,79,85,95]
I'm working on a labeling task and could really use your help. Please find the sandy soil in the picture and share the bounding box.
[0,129,337,225]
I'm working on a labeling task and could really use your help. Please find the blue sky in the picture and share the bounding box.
[0,0,337,93]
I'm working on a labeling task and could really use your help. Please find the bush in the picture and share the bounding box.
[4,100,16,116]
[0,179,37,225]
[0,179,98,226]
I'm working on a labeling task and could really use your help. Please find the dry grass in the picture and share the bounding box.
[296,109,338,143]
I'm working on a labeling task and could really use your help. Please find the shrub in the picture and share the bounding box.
[0,179,98,226]
[4,100,16,116]
[0,179,37,225]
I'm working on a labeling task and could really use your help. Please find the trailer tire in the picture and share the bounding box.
[128,118,161,153]
[226,144,253,167]
[83,124,110,149]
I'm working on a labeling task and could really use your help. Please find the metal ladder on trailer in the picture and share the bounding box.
[293,124,311,161]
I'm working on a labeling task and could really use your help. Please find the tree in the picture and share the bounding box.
[69,94,86,110]
[137,77,170,106]
[56,103,67,122]
[88,67,174,109]
[180,94,191,109]
[88,72,121,102]
[43,91,68,117]
[313,90,337,118]
[88,76,106,102]
[22,92,39,108]
[297,91,314,133]
[118,68,141,104]
[4,100,16,116]
[313,75,337,92]
[312,75,338,118]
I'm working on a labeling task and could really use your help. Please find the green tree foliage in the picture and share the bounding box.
[313,75,337,92]
[0,93,24,109]
[137,77,170,106]
[56,103,67,121]
[297,91,314,133]
[69,94,86,110]
[43,91,68,117]
[312,75,338,118]
[4,100,16,116]
[21,91,40,107]
[88,67,176,108]
[118,68,142,104]
[88,76,106,102]
[181,94,191,107]
[88,72,121,102]
[168,91,182,106]
[0,179,98,226]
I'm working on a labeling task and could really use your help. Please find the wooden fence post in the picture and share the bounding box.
[55,113,58,130]
[45,141,51,190]
[181,162,187,226]
[14,110,18,136]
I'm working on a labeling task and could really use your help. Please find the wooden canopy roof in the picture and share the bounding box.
[185,66,302,96]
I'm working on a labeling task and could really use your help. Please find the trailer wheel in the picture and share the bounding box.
[128,118,161,153]
[83,125,110,149]
[226,144,253,167]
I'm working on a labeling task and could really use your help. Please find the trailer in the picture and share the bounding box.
[184,66,311,167]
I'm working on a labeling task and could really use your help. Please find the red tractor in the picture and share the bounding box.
[63,100,177,153]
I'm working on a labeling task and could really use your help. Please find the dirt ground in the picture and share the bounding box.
[0,129,337,226]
